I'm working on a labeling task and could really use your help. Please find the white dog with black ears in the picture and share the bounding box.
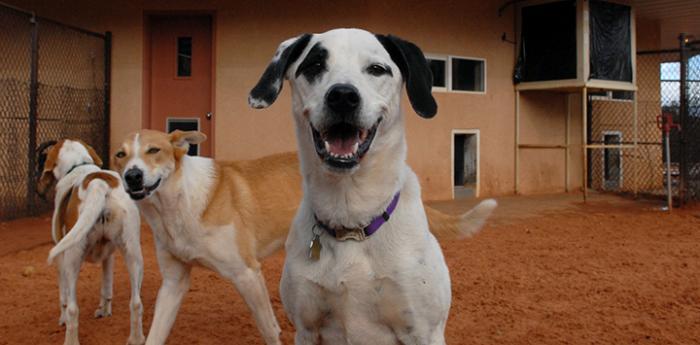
[250,28,496,345]
[36,139,144,345]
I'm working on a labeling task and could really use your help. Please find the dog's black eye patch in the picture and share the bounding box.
[366,63,392,77]
[295,43,328,83]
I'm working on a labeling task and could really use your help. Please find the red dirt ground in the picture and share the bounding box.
[0,193,699,344]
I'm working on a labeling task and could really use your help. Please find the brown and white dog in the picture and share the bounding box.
[112,129,492,344]
[111,129,301,345]
[37,139,144,345]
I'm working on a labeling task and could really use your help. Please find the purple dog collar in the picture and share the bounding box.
[315,192,401,240]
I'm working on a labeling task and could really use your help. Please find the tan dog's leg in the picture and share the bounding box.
[145,247,191,345]
[226,266,282,345]
[61,249,83,345]
[94,254,114,318]
[122,217,145,345]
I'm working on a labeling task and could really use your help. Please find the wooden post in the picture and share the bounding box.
[582,87,588,201]
[515,90,520,194]
[565,94,570,192]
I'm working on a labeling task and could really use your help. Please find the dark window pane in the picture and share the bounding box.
[452,58,484,92]
[611,90,633,100]
[515,0,577,83]
[428,59,446,88]
[177,37,192,77]
[167,119,198,156]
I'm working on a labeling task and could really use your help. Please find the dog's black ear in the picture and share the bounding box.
[375,34,437,118]
[249,34,312,109]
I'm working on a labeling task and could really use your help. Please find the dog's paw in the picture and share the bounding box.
[126,334,145,345]
[94,306,112,319]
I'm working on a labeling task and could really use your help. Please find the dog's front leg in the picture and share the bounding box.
[94,254,114,318]
[122,230,145,345]
[145,247,191,345]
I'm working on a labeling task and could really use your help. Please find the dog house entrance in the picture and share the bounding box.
[167,118,200,156]
[453,132,478,199]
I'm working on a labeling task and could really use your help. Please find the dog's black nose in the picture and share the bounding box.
[124,168,143,189]
[326,84,360,114]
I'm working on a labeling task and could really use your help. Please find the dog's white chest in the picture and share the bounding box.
[282,221,452,345]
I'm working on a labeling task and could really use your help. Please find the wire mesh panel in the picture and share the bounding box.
[0,4,110,220]
[681,47,700,200]
[0,7,33,218]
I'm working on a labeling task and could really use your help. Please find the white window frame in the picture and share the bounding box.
[425,54,487,94]
[450,129,480,199]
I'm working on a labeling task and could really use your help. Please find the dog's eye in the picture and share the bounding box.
[367,63,391,77]
[147,147,161,154]
[115,151,126,159]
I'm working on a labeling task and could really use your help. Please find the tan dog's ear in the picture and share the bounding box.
[168,130,207,151]
[78,140,104,167]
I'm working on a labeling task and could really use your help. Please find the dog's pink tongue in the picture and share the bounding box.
[328,137,357,155]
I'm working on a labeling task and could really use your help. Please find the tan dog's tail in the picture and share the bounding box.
[47,179,109,264]
[426,199,497,239]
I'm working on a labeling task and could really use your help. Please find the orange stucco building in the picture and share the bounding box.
[5,0,694,201]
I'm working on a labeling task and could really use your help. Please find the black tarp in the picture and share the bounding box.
[513,0,577,83]
[589,0,632,82]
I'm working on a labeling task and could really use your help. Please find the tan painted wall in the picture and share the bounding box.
[3,0,659,200]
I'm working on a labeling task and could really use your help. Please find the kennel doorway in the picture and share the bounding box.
[602,131,623,190]
[452,130,479,199]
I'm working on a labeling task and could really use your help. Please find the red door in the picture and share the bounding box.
[149,15,213,156]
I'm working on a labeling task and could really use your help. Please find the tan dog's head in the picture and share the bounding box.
[249,28,436,175]
[36,139,104,197]
[112,129,206,200]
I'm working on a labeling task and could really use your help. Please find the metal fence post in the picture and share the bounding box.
[26,13,39,214]
[678,33,687,206]
[103,31,112,166]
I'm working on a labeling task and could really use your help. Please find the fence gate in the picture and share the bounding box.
[0,3,110,220]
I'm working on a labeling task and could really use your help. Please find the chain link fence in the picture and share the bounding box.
[587,44,700,204]
[0,3,110,220]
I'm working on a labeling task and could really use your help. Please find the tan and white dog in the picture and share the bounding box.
[111,130,302,345]
[37,139,144,345]
[249,28,496,344]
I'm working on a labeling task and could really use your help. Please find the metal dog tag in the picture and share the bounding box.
[309,234,321,261]
[309,224,322,261]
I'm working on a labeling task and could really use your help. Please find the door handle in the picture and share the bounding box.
[206,112,212,120]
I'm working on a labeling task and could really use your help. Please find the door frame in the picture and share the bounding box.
[601,130,623,189]
[142,11,217,157]
[450,129,480,199]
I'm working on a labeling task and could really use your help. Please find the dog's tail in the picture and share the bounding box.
[47,180,109,264]
[426,199,497,240]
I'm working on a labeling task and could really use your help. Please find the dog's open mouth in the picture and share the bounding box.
[311,118,381,170]
[126,178,161,200]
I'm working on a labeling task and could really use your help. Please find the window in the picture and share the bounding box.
[427,57,447,89]
[167,118,199,156]
[426,55,486,93]
[451,57,485,92]
[177,37,192,77]
[589,90,634,101]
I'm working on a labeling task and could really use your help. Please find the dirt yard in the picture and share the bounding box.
[0,193,698,344]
